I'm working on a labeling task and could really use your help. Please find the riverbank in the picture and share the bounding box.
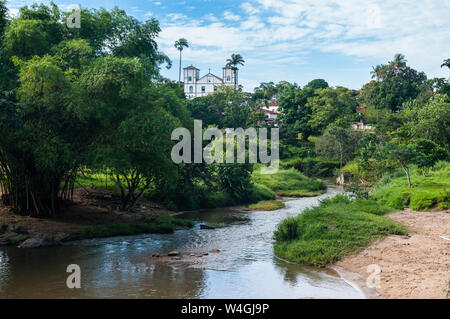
[336,209,450,299]
[274,195,406,267]
[0,187,191,248]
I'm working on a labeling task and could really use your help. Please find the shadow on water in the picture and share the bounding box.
[0,187,363,299]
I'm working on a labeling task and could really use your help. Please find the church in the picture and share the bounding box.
[184,65,238,99]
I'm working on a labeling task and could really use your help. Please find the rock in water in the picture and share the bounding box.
[18,237,58,249]
[200,225,215,230]
[167,251,180,256]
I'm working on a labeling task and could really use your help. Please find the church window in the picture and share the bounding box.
[189,86,193,93]
[201,86,206,92]
[227,76,231,82]
[188,76,192,82]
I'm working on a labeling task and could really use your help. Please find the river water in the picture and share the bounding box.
[0,187,363,299]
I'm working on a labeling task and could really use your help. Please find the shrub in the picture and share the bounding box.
[274,217,299,241]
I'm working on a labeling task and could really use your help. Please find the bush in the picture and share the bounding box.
[274,217,299,241]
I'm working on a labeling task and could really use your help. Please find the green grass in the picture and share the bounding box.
[274,195,406,267]
[252,168,326,198]
[249,200,285,211]
[68,215,194,240]
[371,162,450,211]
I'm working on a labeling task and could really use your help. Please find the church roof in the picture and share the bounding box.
[184,65,200,70]
[198,73,224,83]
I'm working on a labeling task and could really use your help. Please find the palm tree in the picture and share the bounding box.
[174,38,189,83]
[441,59,450,69]
[390,53,407,74]
[226,53,245,87]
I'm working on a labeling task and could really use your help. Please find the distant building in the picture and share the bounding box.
[184,65,237,99]
[262,98,281,121]
[352,122,374,131]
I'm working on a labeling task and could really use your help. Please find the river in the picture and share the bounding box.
[0,187,363,299]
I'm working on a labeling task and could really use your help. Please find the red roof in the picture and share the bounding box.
[184,65,199,70]
[268,99,279,107]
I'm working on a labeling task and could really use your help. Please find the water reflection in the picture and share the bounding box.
[0,187,363,299]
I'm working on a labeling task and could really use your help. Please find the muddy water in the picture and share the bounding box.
[0,188,363,299]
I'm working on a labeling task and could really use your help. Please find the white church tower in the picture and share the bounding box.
[184,64,238,99]
[223,65,237,87]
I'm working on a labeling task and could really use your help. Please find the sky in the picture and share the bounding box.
[6,0,450,92]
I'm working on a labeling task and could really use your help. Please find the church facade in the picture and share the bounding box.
[184,65,238,99]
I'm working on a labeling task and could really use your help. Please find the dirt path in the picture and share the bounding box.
[337,209,450,299]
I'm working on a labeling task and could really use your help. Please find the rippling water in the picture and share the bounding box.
[0,187,363,299]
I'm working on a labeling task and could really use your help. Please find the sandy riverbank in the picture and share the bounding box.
[336,209,450,299]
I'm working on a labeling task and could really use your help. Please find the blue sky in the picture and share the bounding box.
[6,0,450,91]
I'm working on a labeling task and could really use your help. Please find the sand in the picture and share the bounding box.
[336,209,450,299]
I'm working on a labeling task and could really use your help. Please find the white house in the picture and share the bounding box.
[262,98,281,121]
[184,65,237,99]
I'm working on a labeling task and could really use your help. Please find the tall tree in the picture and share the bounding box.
[0,0,7,38]
[226,53,245,87]
[360,54,427,111]
[442,59,450,69]
[174,38,189,83]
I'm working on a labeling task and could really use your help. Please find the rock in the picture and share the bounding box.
[152,253,160,258]
[18,237,59,249]
[200,224,216,230]
[171,257,181,260]
[0,224,8,234]
[0,232,27,246]
[202,252,209,256]
[167,251,180,256]
[194,254,203,258]
[54,233,70,242]
[209,249,221,253]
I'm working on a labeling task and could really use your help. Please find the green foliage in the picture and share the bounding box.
[253,168,326,197]
[274,195,406,266]
[360,54,427,112]
[306,87,358,133]
[372,163,450,210]
[187,87,264,128]
[305,79,329,90]
[0,0,8,38]
[248,200,285,211]
[282,157,340,177]
[69,215,194,240]
[315,125,361,169]
[407,94,450,150]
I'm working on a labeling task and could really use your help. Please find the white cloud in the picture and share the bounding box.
[223,11,241,22]
[160,0,450,91]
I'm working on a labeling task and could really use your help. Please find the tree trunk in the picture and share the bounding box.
[178,51,182,83]
[402,165,412,188]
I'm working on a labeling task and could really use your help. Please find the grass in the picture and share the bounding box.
[371,162,450,211]
[248,200,285,211]
[252,168,326,198]
[274,195,406,267]
[68,214,194,240]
